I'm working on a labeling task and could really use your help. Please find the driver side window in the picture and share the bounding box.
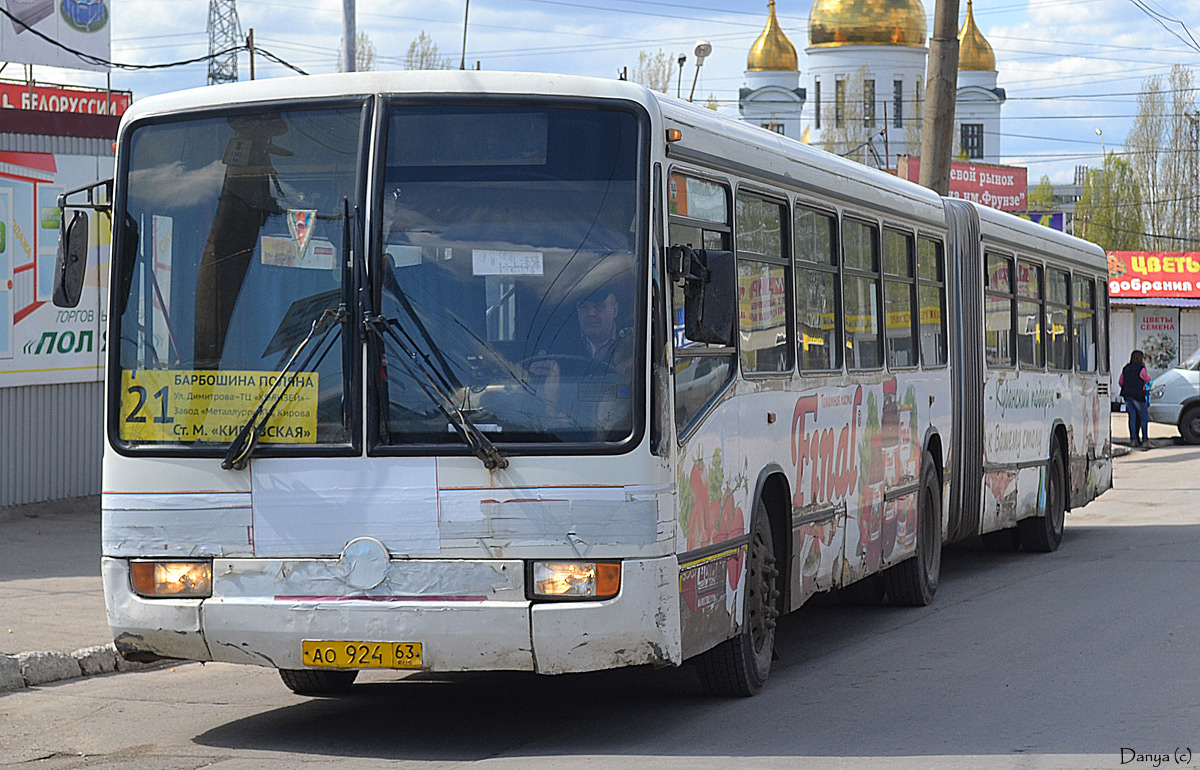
[668,171,734,433]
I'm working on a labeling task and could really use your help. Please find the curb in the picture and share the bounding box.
[0,643,161,693]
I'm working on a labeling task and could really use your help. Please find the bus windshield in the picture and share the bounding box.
[373,104,645,446]
[111,99,645,452]
[114,106,363,449]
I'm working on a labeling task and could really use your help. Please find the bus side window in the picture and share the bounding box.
[1046,268,1072,370]
[883,228,916,368]
[668,172,735,432]
[1073,275,1096,372]
[735,192,791,374]
[842,218,882,369]
[795,206,841,371]
[1097,278,1109,374]
[1016,260,1044,369]
[916,237,947,367]
[985,252,1014,367]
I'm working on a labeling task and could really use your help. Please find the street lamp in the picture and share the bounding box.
[676,54,686,99]
[688,39,711,103]
[1096,127,1105,158]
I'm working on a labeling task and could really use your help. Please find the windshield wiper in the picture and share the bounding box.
[366,313,509,471]
[221,306,345,471]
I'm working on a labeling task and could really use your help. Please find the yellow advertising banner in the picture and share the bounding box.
[119,369,319,443]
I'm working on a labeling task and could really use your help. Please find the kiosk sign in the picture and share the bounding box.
[1107,251,1200,299]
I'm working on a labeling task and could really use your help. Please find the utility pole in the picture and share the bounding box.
[460,0,470,70]
[918,0,960,194]
[207,0,242,85]
[247,28,255,80]
[342,0,356,73]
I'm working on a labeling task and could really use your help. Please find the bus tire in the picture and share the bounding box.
[279,668,358,696]
[882,450,941,606]
[695,501,779,697]
[1179,406,1200,445]
[1018,445,1066,552]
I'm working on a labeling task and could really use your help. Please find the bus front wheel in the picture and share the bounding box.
[279,668,358,696]
[695,500,780,697]
[883,450,942,606]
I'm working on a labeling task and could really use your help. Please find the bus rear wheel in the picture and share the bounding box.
[1019,445,1066,552]
[695,501,779,697]
[279,668,358,696]
[883,450,941,606]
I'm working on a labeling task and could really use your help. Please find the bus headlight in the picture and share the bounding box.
[532,561,620,599]
[130,560,212,598]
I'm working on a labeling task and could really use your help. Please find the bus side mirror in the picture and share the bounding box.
[53,209,89,308]
[683,248,735,346]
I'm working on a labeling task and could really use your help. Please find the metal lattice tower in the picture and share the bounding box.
[207,0,243,85]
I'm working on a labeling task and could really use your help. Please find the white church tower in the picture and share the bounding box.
[805,0,929,170]
[955,0,1005,164]
[739,0,806,139]
[737,1,1006,171]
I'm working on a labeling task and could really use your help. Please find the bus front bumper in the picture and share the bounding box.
[103,555,682,674]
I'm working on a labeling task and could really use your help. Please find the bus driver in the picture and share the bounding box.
[527,281,634,438]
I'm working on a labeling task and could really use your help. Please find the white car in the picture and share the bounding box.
[1148,346,1200,444]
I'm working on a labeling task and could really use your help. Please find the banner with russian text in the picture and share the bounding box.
[0,82,129,115]
[1107,252,1200,299]
[896,156,1028,211]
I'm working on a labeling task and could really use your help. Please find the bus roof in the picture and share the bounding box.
[120,70,661,126]
[969,198,1107,271]
[644,84,947,229]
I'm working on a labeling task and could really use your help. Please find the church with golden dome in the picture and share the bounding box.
[738,0,1005,170]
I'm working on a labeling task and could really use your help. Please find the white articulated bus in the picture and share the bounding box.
[54,71,1111,697]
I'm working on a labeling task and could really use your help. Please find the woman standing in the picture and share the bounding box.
[1119,349,1152,449]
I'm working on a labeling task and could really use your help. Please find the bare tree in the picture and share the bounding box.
[631,48,677,93]
[1127,74,1167,248]
[1163,66,1196,248]
[405,31,454,71]
[1126,66,1199,249]
[819,66,887,169]
[338,31,377,72]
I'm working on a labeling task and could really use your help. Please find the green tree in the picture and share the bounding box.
[1075,153,1145,250]
[1028,175,1056,210]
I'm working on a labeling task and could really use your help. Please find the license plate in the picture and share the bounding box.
[301,640,423,669]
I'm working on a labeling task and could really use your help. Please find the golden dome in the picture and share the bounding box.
[748,0,799,71]
[957,0,995,71]
[808,0,928,48]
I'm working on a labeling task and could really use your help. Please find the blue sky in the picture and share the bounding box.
[31,0,1200,183]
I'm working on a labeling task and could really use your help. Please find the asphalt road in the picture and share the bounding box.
[2,440,1198,770]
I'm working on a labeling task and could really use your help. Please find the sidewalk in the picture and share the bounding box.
[0,495,151,692]
[1109,409,1182,447]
